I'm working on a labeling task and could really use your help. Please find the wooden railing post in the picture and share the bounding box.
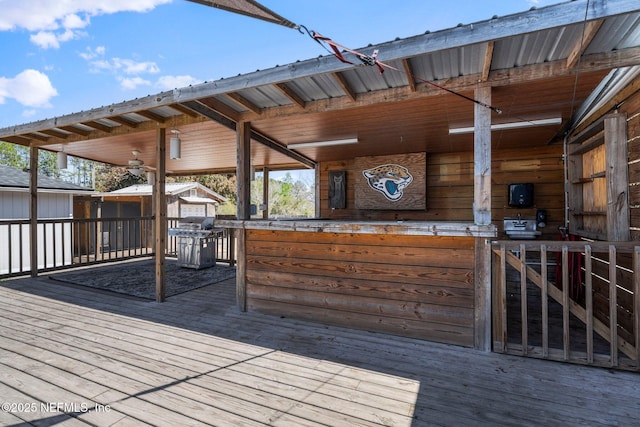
[634,246,640,369]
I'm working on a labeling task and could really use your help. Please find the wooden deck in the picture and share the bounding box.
[0,273,638,426]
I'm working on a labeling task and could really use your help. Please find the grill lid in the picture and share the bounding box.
[177,216,214,230]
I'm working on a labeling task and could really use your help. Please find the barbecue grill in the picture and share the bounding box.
[169,217,224,269]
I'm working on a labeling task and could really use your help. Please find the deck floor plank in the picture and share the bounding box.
[0,273,638,426]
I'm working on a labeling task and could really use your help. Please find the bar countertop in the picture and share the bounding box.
[215,219,497,237]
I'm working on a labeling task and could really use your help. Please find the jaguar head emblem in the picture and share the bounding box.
[362,164,413,201]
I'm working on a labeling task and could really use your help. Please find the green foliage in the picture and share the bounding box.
[251,172,314,218]
[0,142,59,178]
[93,164,146,192]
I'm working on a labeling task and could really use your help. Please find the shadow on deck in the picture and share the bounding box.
[0,263,638,426]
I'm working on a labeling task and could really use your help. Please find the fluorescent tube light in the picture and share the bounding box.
[449,117,562,135]
[288,138,358,149]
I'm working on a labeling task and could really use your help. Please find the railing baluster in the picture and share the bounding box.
[520,243,528,356]
[585,245,593,364]
[541,244,549,358]
[634,246,640,369]
[7,223,13,274]
[609,245,618,367]
[42,221,47,270]
[499,243,507,352]
[19,223,24,272]
[562,245,570,361]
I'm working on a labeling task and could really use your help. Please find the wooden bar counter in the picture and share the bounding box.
[218,220,496,347]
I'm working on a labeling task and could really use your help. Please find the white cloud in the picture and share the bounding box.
[113,58,160,75]
[156,75,201,90]
[119,76,152,90]
[0,69,58,107]
[0,0,172,48]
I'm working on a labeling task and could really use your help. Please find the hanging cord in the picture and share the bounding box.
[298,25,503,114]
[569,0,591,126]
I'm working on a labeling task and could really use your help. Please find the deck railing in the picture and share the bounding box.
[492,240,640,371]
[0,217,235,278]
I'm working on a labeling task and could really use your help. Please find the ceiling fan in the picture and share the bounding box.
[125,150,152,176]
[116,150,172,176]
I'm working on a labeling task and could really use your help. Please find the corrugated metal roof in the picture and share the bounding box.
[1,0,638,172]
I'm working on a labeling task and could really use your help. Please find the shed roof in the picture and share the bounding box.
[0,164,93,193]
[0,0,639,174]
[105,182,227,202]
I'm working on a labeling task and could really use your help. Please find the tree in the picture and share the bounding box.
[93,164,146,192]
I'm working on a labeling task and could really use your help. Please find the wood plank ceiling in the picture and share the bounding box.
[0,1,638,175]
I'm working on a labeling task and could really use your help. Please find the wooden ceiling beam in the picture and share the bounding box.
[197,97,241,122]
[481,41,495,82]
[181,99,314,168]
[169,103,199,118]
[250,129,316,169]
[109,115,139,128]
[83,121,114,133]
[401,59,417,92]
[274,83,306,108]
[566,19,604,69]
[332,72,357,101]
[225,92,262,114]
[26,133,50,142]
[180,100,238,130]
[39,129,70,139]
[58,125,92,137]
[135,110,168,123]
[2,135,31,146]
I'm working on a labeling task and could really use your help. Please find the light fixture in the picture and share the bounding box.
[57,150,67,169]
[448,117,562,135]
[170,129,181,159]
[288,137,358,149]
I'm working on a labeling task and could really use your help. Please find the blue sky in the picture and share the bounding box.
[0,0,562,130]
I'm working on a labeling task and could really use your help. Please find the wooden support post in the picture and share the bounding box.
[237,121,251,221]
[262,167,269,219]
[475,238,491,351]
[604,113,630,241]
[155,128,167,303]
[29,145,38,277]
[474,85,492,225]
[236,121,251,311]
[473,85,492,351]
[96,200,102,259]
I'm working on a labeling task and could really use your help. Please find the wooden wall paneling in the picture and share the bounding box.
[319,145,566,237]
[245,229,476,346]
[245,270,475,308]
